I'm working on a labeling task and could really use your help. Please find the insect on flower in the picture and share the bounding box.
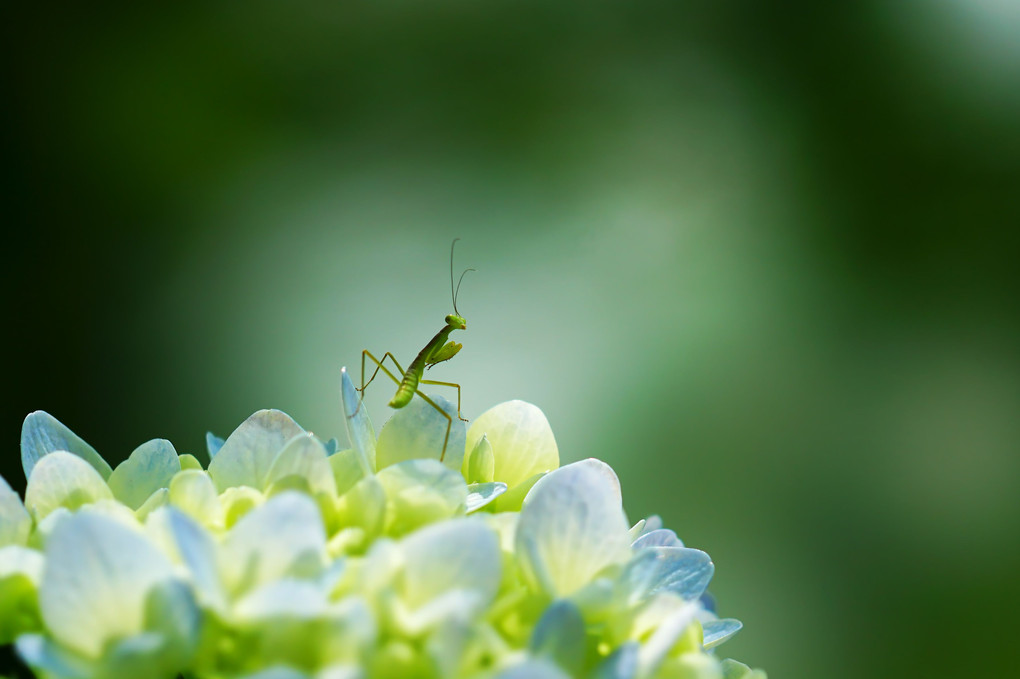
[356,239,475,461]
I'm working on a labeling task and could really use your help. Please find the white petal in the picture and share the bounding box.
[40,512,177,657]
[20,411,112,481]
[636,601,699,678]
[376,460,467,536]
[335,475,386,538]
[466,401,558,487]
[237,668,310,679]
[266,434,338,496]
[24,451,113,520]
[392,588,485,635]
[376,393,466,472]
[168,469,222,527]
[234,578,330,620]
[516,459,631,596]
[0,475,31,546]
[208,410,306,492]
[0,544,44,583]
[135,487,170,521]
[496,659,572,679]
[329,448,367,497]
[221,491,327,595]
[317,667,364,679]
[400,518,501,610]
[107,439,181,510]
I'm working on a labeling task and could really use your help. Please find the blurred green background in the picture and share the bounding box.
[3,2,1019,677]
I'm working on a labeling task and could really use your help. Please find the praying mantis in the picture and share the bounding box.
[356,239,475,461]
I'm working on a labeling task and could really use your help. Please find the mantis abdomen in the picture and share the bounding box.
[388,361,423,408]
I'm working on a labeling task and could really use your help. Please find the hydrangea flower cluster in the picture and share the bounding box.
[0,369,765,679]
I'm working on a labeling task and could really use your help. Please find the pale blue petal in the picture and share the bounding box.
[20,411,112,481]
[101,633,169,679]
[208,410,306,492]
[631,529,683,550]
[0,475,31,546]
[206,432,225,459]
[702,618,742,649]
[40,512,177,657]
[516,459,631,596]
[340,367,376,475]
[400,518,501,610]
[590,641,639,679]
[529,599,585,676]
[16,634,93,679]
[107,439,181,510]
[465,481,507,512]
[623,547,714,603]
[141,579,200,658]
[376,393,466,472]
[162,508,227,613]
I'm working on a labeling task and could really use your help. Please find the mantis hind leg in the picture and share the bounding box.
[356,350,405,416]
[420,379,468,422]
[412,389,454,463]
[359,350,406,394]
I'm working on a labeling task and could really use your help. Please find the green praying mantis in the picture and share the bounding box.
[356,239,475,462]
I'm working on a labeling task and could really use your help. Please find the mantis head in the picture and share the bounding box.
[445,314,467,330]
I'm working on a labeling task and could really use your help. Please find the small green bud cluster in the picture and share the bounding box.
[0,370,765,679]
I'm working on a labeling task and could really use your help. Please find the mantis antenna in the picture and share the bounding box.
[450,238,475,316]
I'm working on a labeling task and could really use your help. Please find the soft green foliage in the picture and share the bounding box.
[0,373,765,679]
